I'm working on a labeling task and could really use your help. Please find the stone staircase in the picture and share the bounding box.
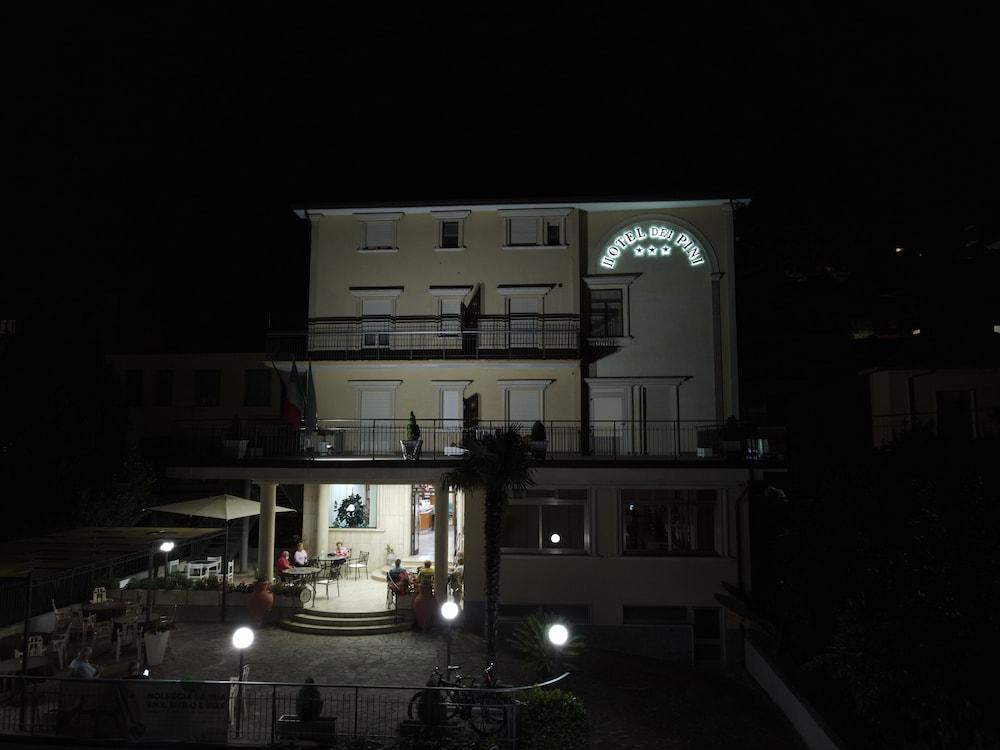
[278,608,412,636]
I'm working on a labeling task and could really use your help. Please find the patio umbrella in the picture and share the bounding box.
[145,495,296,621]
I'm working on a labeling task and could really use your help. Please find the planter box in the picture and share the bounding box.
[155,590,189,606]
[225,593,252,606]
[187,591,220,606]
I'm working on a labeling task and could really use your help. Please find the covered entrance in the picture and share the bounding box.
[410,483,460,559]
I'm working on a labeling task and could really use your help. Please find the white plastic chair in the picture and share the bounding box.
[49,621,72,669]
[115,618,141,662]
[91,587,107,603]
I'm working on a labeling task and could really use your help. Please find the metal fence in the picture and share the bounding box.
[871,408,1000,446]
[169,418,787,463]
[0,675,535,747]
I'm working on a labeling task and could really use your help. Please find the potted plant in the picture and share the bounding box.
[400,411,422,460]
[528,420,548,460]
[143,618,175,667]
[222,414,248,459]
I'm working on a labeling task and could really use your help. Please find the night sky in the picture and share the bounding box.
[6,6,996,353]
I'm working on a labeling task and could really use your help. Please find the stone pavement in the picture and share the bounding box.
[126,617,802,749]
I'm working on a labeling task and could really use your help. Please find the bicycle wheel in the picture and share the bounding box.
[409,688,458,723]
[407,691,424,720]
[469,692,506,737]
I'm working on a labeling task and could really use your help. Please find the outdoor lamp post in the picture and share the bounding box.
[547,623,569,677]
[159,541,174,579]
[441,601,459,671]
[232,627,254,734]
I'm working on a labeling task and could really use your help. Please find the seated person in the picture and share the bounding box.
[388,558,405,582]
[416,559,435,587]
[276,550,291,573]
[293,542,309,567]
[68,646,102,679]
[334,541,349,558]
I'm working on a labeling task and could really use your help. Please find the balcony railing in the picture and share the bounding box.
[871,408,1000,446]
[266,314,580,361]
[168,418,786,463]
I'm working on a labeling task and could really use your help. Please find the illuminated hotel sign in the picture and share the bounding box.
[600,222,705,269]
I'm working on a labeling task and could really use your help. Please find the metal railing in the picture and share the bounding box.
[169,418,787,463]
[0,675,544,747]
[871,408,1000,446]
[266,314,581,361]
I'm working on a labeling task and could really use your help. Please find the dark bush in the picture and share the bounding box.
[521,687,589,750]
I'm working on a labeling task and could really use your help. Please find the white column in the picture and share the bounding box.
[434,484,450,603]
[257,481,277,581]
[316,484,332,558]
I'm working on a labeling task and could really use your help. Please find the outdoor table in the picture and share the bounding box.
[81,600,127,620]
[280,566,320,607]
[321,554,348,572]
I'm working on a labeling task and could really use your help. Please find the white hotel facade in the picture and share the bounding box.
[164,197,781,664]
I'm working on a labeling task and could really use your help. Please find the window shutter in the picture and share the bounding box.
[365,221,394,249]
[508,390,540,423]
[508,218,538,245]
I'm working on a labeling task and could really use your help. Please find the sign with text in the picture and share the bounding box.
[600,222,706,269]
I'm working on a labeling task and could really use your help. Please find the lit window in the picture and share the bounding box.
[328,483,378,528]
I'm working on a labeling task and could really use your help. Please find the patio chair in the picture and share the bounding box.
[91,587,107,603]
[49,621,73,670]
[347,550,369,580]
[79,613,97,641]
[51,599,73,632]
[91,619,113,652]
[115,618,142,662]
[26,635,45,657]
[316,564,340,599]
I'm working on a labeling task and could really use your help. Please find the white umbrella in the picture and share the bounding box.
[145,494,295,521]
[145,494,297,621]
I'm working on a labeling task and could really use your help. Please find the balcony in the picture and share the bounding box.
[166,418,787,464]
[266,314,580,361]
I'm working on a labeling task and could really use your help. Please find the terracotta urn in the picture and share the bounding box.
[248,580,274,625]
[412,581,435,631]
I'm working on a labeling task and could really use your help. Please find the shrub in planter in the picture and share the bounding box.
[521,688,589,750]
[508,615,585,679]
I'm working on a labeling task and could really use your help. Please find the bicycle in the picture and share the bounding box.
[464,662,507,737]
[407,664,472,724]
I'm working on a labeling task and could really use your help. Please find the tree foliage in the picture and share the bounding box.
[780,431,1000,748]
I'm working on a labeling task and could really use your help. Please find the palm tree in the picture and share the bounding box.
[441,425,535,667]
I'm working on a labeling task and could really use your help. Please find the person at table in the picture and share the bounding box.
[334,541,349,558]
[277,550,292,573]
[293,542,309,567]
[68,646,102,678]
[388,558,405,581]
[416,559,434,587]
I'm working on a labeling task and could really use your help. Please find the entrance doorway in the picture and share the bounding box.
[410,484,459,559]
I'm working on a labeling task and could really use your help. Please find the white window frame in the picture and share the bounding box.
[502,489,592,555]
[431,210,470,251]
[583,273,640,342]
[498,379,553,424]
[499,208,571,250]
[355,212,403,252]
[351,287,403,349]
[619,488,721,556]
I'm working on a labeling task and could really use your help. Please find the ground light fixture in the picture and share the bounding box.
[441,601,459,669]
[550,533,561,544]
[548,623,569,677]
[232,627,254,734]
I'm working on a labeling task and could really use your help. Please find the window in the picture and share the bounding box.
[124,370,143,407]
[362,298,392,348]
[327,483,379,528]
[154,369,173,407]
[244,369,272,407]
[499,208,571,249]
[439,298,461,336]
[501,488,589,553]
[583,274,638,340]
[441,221,460,248]
[499,379,552,424]
[621,489,718,555]
[431,210,469,251]
[193,369,221,407]
[588,288,624,337]
[355,212,403,252]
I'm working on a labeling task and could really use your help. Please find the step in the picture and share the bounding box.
[292,612,399,628]
[277,618,412,636]
[297,609,392,620]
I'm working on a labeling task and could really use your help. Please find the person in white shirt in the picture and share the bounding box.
[293,542,309,567]
[68,646,102,678]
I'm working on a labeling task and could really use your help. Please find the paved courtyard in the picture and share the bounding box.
[119,614,802,749]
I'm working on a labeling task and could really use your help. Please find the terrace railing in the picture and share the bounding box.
[871,407,1000,446]
[169,418,786,463]
[266,313,580,361]
[0,674,547,747]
